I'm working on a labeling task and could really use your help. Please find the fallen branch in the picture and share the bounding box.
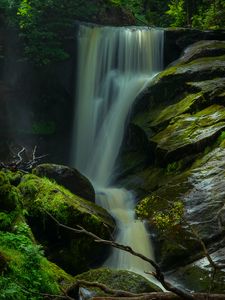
[184,221,225,270]
[68,279,141,297]
[45,211,194,300]
[0,145,48,172]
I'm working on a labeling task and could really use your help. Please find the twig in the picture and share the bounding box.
[15,147,25,166]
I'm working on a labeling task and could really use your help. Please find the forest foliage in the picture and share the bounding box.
[0,0,224,64]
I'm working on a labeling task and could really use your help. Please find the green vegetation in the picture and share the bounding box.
[136,195,184,233]
[167,0,225,29]
[17,173,114,274]
[1,0,100,65]
[0,0,224,65]
[0,225,60,299]
[0,170,72,299]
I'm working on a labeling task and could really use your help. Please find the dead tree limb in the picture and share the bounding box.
[184,221,225,270]
[0,146,48,172]
[68,280,141,297]
[15,147,25,166]
[45,211,194,300]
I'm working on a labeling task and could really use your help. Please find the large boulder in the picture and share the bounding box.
[18,174,115,274]
[33,163,95,202]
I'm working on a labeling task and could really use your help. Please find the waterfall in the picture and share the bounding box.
[71,24,164,280]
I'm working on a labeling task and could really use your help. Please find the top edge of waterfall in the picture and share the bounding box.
[74,20,164,31]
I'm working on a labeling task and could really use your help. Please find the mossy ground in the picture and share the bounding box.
[0,170,73,299]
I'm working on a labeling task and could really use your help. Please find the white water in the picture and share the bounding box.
[71,24,164,279]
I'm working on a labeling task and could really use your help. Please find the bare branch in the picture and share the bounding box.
[45,211,194,300]
[0,145,48,172]
[15,147,25,166]
[184,222,225,270]
[68,279,140,297]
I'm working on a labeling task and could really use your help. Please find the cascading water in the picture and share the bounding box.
[71,24,164,280]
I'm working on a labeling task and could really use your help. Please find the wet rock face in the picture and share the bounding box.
[33,163,95,202]
[121,39,225,288]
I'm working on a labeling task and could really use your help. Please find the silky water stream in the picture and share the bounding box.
[71,23,164,282]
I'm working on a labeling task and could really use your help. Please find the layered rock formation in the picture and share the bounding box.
[120,39,225,292]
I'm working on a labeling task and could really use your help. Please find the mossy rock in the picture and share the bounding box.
[130,43,225,168]
[164,28,225,66]
[172,40,225,66]
[135,143,225,270]
[0,223,73,299]
[68,267,161,298]
[132,41,225,120]
[150,104,225,164]
[0,170,23,187]
[18,174,115,274]
[33,163,95,202]
[0,171,9,185]
[0,251,8,273]
[0,184,20,211]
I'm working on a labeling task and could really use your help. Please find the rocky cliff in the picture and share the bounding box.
[120,38,225,293]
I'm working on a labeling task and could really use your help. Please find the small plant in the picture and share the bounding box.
[0,226,60,299]
[136,195,184,234]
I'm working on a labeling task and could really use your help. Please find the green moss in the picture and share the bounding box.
[19,174,114,228]
[217,130,225,143]
[18,174,114,274]
[0,211,18,231]
[0,184,21,212]
[185,54,225,66]
[136,195,184,233]
[0,221,71,300]
[150,104,225,163]
[7,171,23,186]
[74,268,161,294]
[151,92,206,128]
[157,55,225,82]
[165,158,188,174]
[0,171,9,185]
